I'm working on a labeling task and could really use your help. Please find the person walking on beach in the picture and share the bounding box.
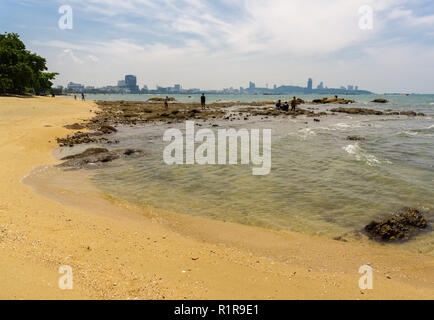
[81,92,85,101]
[164,96,169,109]
[74,95,77,100]
[201,93,206,110]
[291,96,297,112]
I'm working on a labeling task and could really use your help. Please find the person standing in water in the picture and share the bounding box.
[291,96,297,112]
[201,93,206,110]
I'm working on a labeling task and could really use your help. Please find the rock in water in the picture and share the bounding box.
[347,136,366,141]
[61,148,109,160]
[371,98,389,103]
[330,107,384,115]
[365,208,428,241]
[58,148,143,168]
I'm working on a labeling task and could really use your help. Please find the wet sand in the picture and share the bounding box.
[0,96,433,299]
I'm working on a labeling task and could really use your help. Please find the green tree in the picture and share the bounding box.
[0,32,58,94]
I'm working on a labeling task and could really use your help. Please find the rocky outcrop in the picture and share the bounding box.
[147,97,176,102]
[330,107,384,115]
[98,125,117,134]
[56,132,109,147]
[57,148,143,168]
[365,208,428,241]
[311,97,355,105]
[347,136,366,141]
[398,111,426,117]
[330,107,425,117]
[372,98,389,103]
[64,123,86,130]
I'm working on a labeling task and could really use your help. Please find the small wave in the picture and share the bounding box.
[400,130,419,136]
[343,143,381,166]
[398,125,434,137]
[336,123,352,129]
[332,122,365,130]
[297,128,317,140]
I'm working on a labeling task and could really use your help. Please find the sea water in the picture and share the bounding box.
[73,94,434,254]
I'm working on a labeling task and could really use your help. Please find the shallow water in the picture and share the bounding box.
[73,94,434,254]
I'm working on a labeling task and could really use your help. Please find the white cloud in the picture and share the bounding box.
[35,0,434,92]
[388,7,434,26]
[60,49,83,64]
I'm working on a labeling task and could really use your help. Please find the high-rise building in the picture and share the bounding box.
[348,85,354,91]
[67,82,84,92]
[117,80,126,87]
[249,81,256,90]
[174,84,182,92]
[317,82,324,90]
[125,75,139,93]
[307,78,313,91]
[125,75,136,87]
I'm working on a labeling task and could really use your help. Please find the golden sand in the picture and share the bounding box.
[0,96,433,299]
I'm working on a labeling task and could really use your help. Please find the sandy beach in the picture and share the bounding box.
[0,96,433,300]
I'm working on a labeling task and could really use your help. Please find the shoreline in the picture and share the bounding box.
[1,96,433,299]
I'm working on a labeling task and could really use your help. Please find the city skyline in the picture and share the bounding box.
[63,75,371,95]
[2,1,434,93]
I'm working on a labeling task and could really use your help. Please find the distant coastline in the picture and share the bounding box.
[63,86,373,96]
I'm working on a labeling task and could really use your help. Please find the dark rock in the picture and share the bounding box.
[98,125,117,134]
[56,132,109,146]
[59,151,120,167]
[372,98,388,103]
[311,97,354,105]
[365,208,428,241]
[347,136,366,141]
[58,148,143,168]
[399,111,417,117]
[123,149,141,156]
[64,123,86,130]
[330,107,383,115]
[61,148,109,160]
[333,236,348,242]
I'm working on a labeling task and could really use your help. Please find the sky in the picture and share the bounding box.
[1,0,434,93]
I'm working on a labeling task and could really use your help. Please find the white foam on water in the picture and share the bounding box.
[343,143,381,166]
[400,130,419,136]
[332,122,365,130]
[297,128,317,140]
[335,123,352,129]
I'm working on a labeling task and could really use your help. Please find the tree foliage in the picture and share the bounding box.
[0,33,58,94]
